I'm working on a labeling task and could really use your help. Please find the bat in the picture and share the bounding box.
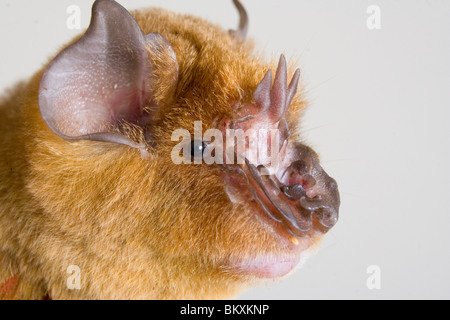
[0,0,340,299]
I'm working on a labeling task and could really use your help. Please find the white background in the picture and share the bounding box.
[0,0,449,299]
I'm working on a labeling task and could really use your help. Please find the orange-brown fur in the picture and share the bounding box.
[0,7,313,299]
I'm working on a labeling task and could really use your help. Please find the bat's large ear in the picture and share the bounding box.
[38,0,178,149]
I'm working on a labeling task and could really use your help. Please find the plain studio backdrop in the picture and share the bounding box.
[0,0,449,300]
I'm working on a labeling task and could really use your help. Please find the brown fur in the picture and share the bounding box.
[0,7,314,299]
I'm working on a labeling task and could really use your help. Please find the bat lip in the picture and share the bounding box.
[236,159,337,239]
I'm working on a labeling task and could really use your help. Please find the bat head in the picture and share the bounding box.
[36,0,339,298]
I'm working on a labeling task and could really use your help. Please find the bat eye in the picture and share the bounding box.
[190,139,207,160]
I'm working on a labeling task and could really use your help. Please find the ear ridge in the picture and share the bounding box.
[38,0,178,149]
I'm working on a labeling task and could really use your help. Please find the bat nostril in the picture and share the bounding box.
[281,184,305,200]
[282,160,317,189]
[302,175,316,189]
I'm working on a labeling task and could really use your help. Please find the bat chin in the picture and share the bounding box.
[225,234,322,279]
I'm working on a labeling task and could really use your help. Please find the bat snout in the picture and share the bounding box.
[277,145,340,237]
[232,142,340,239]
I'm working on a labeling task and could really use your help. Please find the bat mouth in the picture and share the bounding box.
[244,160,337,238]
[224,152,339,240]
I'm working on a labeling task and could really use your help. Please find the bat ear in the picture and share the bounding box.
[38,0,178,148]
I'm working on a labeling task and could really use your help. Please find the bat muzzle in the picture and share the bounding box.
[239,143,339,239]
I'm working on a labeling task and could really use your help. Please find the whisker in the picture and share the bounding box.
[299,124,333,134]
[339,191,363,199]
[320,158,359,164]
[302,74,338,96]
